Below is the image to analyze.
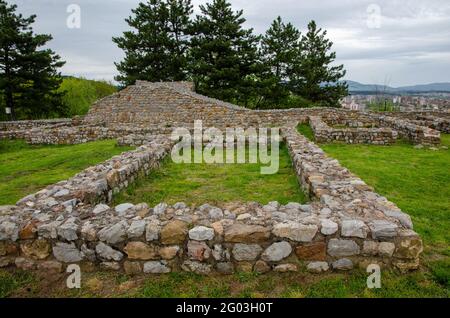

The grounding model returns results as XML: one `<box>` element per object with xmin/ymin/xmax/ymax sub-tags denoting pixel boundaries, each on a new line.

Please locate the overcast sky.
<box><xmin>10</xmin><ymin>0</ymin><xmax>450</xmax><ymax>86</ymax></box>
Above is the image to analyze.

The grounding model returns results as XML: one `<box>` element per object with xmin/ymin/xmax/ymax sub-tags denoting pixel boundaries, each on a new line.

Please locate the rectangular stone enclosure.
<box><xmin>0</xmin><ymin>81</ymin><xmax>436</xmax><ymax>275</ymax></box>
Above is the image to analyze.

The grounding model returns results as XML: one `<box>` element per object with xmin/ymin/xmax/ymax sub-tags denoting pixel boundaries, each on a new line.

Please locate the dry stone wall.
<box><xmin>0</xmin><ymin>128</ymin><xmax>422</xmax><ymax>275</ymax></box>
<box><xmin>309</xmin><ymin>116</ymin><xmax>398</xmax><ymax>145</ymax></box>
<box><xmin>0</xmin><ymin>81</ymin><xmax>430</xmax><ymax>275</ymax></box>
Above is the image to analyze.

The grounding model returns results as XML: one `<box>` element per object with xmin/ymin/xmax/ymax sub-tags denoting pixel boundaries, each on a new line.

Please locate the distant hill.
<box><xmin>343</xmin><ymin>80</ymin><xmax>450</xmax><ymax>94</ymax></box>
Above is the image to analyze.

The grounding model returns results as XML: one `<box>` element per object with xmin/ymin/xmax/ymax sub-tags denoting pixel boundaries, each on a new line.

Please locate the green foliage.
<box><xmin>190</xmin><ymin>0</ymin><xmax>262</xmax><ymax>106</ymax></box>
<box><xmin>0</xmin><ymin>0</ymin><xmax>66</xmax><ymax>120</ymax></box>
<box><xmin>113</xmin><ymin>0</ymin><xmax>193</xmax><ymax>86</ymax></box>
<box><xmin>58</xmin><ymin>77</ymin><xmax>117</xmax><ymax>116</ymax></box>
<box><xmin>289</xmin><ymin>20</ymin><xmax>348</xmax><ymax>106</ymax></box>
<box><xmin>114</xmin><ymin>143</ymin><xmax>308</xmax><ymax>206</ymax></box>
<box><xmin>0</xmin><ymin>139</ymin><xmax>132</xmax><ymax>205</ymax></box>
<box><xmin>259</xmin><ymin>16</ymin><xmax>301</xmax><ymax>106</ymax></box>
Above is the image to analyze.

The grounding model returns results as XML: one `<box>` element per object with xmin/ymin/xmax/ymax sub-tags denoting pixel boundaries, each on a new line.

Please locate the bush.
<box><xmin>58</xmin><ymin>77</ymin><xmax>117</xmax><ymax>116</ymax></box>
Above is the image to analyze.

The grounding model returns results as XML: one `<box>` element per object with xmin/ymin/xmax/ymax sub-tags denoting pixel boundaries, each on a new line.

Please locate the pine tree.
<box><xmin>289</xmin><ymin>20</ymin><xmax>347</xmax><ymax>106</ymax></box>
<box><xmin>260</xmin><ymin>16</ymin><xmax>301</xmax><ymax>106</ymax></box>
<box><xmin>0</xmin><ymin>0</ymin><xmax>65</xmax><ymax>120</ymax></box>
<box><xmin>190</xmin><ymin>0</ymin><xmax>261</xmax><ymax>105</ymax></box>
<box><xmin>113</xmin><ymin>0</ymin><xmax>193</xmax><ymax>86</ymax></box>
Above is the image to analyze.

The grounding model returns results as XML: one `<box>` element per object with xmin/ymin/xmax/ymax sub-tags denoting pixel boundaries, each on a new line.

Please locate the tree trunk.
<box><xmin>4</xmin><ymin>48</ymin><xmax>16</xmax><ymax>121</ymax></box>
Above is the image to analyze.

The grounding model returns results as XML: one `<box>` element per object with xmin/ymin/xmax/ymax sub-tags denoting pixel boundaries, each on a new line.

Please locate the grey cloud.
<box><xmin>9</xmin><ymin>0</ymin><xmax>450</xmax><ymax>86</ymax></box>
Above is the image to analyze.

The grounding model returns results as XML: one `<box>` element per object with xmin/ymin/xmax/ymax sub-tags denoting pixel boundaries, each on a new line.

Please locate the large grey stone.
<box><xmin>320</xmin><ymin>219</ymin><xmax>338</xmax><ymax>235</ymax></box>
<box><xmin>327</xmin><ymin>239</ymin><xmax>360</xmax><ymax>257</ymax></box>
<box><xmin>307</xmin><ymin>261</ymin><xmax>329</xmax><ymax>273</ymax></box>
<box><xmin>272</xmin><ymin>222</ymin><xmax>318</xmax><ymax>242</ymax></box>
<box><xmin>0</xmin><ymin>221</ymin><xmax>19</xmax><ymax>241</ymax></box>
<box><xmin>115</xmin><ymin>203</ymin><xmax>134</xmax><ymax>216</ymax></box>
<box><xmin>93</xmin><ymin>204</ymin><xmax>110</xmax><ymax>215</ymax></box>
<box><xmin>58</xmin><ymin>218</ymin><xmax>78</xmax><ymax>241</ymax></box>
<box><xmin>153</xmin><ymin>203</ymin><xmax>168</xmax><ymax>215</ymax></box>
<box><xmin>232</xmin><ymin>244</ymin><xmax>262</xmax><ymax>261</ymax></box>
<box><xmin>95</xmin><ymin>242</ymin><xmax>123</xmax><ymax>261</ymax></box>
<box><xmin>143</xmin><ymin>261</ymin><xmax>171</xmax><ymax>274</ymax></box>
<box><xmin>369</xmin><ymin>220</ymin><xmax>398</xmax><ymax>239</ymax></box>
<box><xmin>127</xmin><ymin>220</ymin><xmax>146</xmax><ymax>238</ymax></box>
<box><xmin>145</xmin><ymin>220</ymin><xmax>160</xmax><ymax>241</ymax></box>
<box><xmin>53</xmin><ymin>242</ymin><xmax>83</xmax><ymax>263</ymax></box>
<box><xmin>261</xmin><ymin>241</ymin><xmax>292</xmax><ymax>262</ymax></box>
<box><xmin>341</xmin><ymin>220</ymin><xmax>368</xmax><ymax>238</ymax></box>
<box><xmin>332</xmin><ymin>258</ymin><xmax>353</xmax><ymax>270</ymax></box>
<box><xmin>98</xmin><ymin>220</ymin><xmax>128</xmax><ymax>244</ymax></box>
<box><xmin>189</xmin><ymin>226</ymin><xmax>214</xmax><ymax>241</ymax></box>
<box><xmin>181</xmin><ymin>260</ymin><xmax>212</xmax><ymax>275</ymax></box>
<box><xmin>383</xmin><ymin>210</ymin><xmax>413</xmax><ymax>229</ymax></box>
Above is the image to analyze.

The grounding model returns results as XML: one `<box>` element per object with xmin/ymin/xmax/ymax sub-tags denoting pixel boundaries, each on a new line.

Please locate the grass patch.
<box><xmin>297</xmin><ymin>123</ymin><xmax>315</xmax><ymax>141</ymax></box>
<box><xmin>0</xmin><ymin>139</ymin><xmax>132</xmax><ymax>205</ymax></box>
<box><xmin>0</xmin><ymin>270</ymin><xmax>36</xmax><ymax>298</ymax></box>
<box><xmin>114</xmin><ymin>143</ymin><xmax>308</xmax><ymax>206</ymax></box>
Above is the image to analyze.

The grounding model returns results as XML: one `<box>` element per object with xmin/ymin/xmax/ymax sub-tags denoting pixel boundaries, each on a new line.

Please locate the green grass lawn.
<box><xmin>0</xmin><ymin>139</ymin><xmax>132</xmax><ymax>205</ymax></box>
<box><xmin>113</xmin><ymin>143</ymin><xmax>308</xmax><ymax>206</ymax></box>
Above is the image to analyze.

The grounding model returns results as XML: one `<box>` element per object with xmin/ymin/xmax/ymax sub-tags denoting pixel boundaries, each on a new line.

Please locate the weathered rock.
<box><xmin>124</xmin><ymin>241</ymin><xmax>159</xmax><ymax>260</ymax></box>
<box><xmin>127</xmin><ymin>220</ymin><xmax>146</xmax><ymax>238</ymax></box>
<box><xmin>274</xmin><ymin>263</ymin><xmax>297</xmax><ymax>272</ymax></box>
<box><xmin>153</xmin><ymin>203</ymin><xmax>168</xmax><ymax>215</ymax></box>
<box><xmin>261</xmin><ymin>241</ymin><xmax>292</xmax><ymax>262</ymax></box>
<box><xmin>332</xmin><ymin>258</ymin><xmax>353</xmax><ymax>270</ymax></box>
<box><xmin>189</xmin><ymin>226</ymin><xmax>214</xmax><ymax>241</ymax></box>
<box><xmin>145</xmin><ymin>220</ymin><xmax>160</xmax><ymax>241</ymax></box>
<box><xmin>100</xmin><ymin>262</ymin><xmax>121</xmax><ymax>271</ymax></box>
<box><xmin>53</xmin><ymin>242</ymin><xmax>83</xmax><ymax>263</ymax></box>
<box><xmin>232</xmin><ymin>244</ymin><xmax>262</xmax><ymax>261</ymax></box>
<box><xmin>394</xmin><ymin>236</ymin><xmax>423</xmax><ymax>259</ymax></box>
<box><xmin>224</xmin><ymin>224</ymin><xmax>270</xmax><ymax>243</ymax></box>
<box><xmin>208</xmin><ymin>208</ymin><xmax>224</xmax><ymax>220</ymax></box>
<box><xmin>95</xmin><ymin>242</ymin><xmax>123</xmax><ymax>261</ymax></box>
<box><xmin>160</xmin><ymin>220</ymin><xmax>188</xmax><ymax>244</ymax></box>
<box><xmin>37</xmin><ymin>221</ymin><xmax>61</xmax><ymax>239</ymax></box>
<box><xmin>144</xmin><ymin>261</ymin><xmax>171</xmax><ymax>274</ymax></box>
<box><xmin>0</xmin><ymin>257</ymin><xmax>15</xmax><ymax>268</ymax></box>
<box><xmin>295</xmin><ymin>242</ymin><xmax>326</xmax><ymax>261</ymax></box>
<box><xmin>115</xmin><ymin>203</ymin><xmax>135</xmax><ymax>216</ymax></box>
<box><xmin>327</xmin><ymin>239</ymin><xmax>360</xmax><ymax>257</ymax></box>
<box><xmin>362</xmin><ymin>241</ymin><xmax>378</xmax><ymax>256</ymax></box>
<box><xmin>160</xmin><ymin>246</ymin><xmax>180</xmax><ymax>260</ymax></box>
<box><xmin>19</xmin><ymin>221</ymin><xmax>38</xmax><ymax>240</ymax></box>
<box><xmin>20</xmin><ymin>239</ymin><xmax>51</xmax><ymax>260</ymax></box>
<box><xmin>378</xmin><ymin>242</ymin><xmax>395</xmax><ymax>257</ymax></box>
<box><xmin>81</xmin><ymin>222</ymin><xmax>97</xmax><ymax>241</ymax></box>
<box><xmin>393</xmin><ymin>258</ymin><xmax>420</xmax><ymax>272</ymax></box>
<box><xmin>253</xmin><ymin>260</ymin><xmax>271</xmax><ymax>274</ymax></box>
<box><xmin>38</xmin><ymin>260</ymin><xmax>63</xmax><ymax>272</ymax></box>
<box><xmin>93</xmin><ymin>203</ymin><xmax>110</xmax><ymax>215</ymax></box>
<box><xmin>307</xmin><ymin>261</ymin><xmax>329</xmax><ymax>273</ymax></box>
<box><xmin>369</xmin><ymin>220</ymin><xmax>398</xmax><ymax>239</ymax></box>
<box><xmin>124</xmin><ymin>261</ymin><xmax>142</xmax><ymax>275</ymax></box>
<box><xmin>58</xmin><ymin>218</ymin><xmax>79</xmax><ymax>241</ymax></box>
<box><xmin>272</xmin><ymin>222</ymin><xmax>318</xmax><ymax>242</ymax></box>
<box><xmin>97</xmin><ymin>220</ymin><xmax>128</xmax><ymax>244</ymax></box>
<box><xmin>0</xmin><ymin>221</ymin><xmax>19</xmax><ymax>241</ymax></box>
<box><xmin>187</xmin><ymin>240</ymin><xmax>211</xmax><ymax>261</ymax></box>
<box><xmin>216</xmin><ymin>262</ymin><xmax>234</xmax><ymax>274</ymax></box>
<box><xmin>384</xmin><ymin>210</ymin><xmax>413</xmax><ymax>229</ymax></box>
<box><xmin>0</xmin><ymin>241</ymin><xmax>17</xmax><ymax>256</ymax></box>
<box><xmin>320</xmin><ymin>219</ymin><xmax>338</xmax><ymax>235</ymax></box>
<box><xmin>182</xmin><ymin>260</ymin><xmax>211</xmax><ymax>275</ymax></box>
<box><xmin>341</xmin><ymin>220</ymin><xmax>368</xmax><ymax>238</ymax></box>
<box><xmin>15</xmin><ymin>257</ymin><xmax>35</xmax><ymax>270</ymax></box>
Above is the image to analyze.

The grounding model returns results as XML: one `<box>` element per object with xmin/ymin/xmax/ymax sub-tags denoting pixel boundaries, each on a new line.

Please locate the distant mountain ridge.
<box><xmin>344</xmin><ymin>80</ymin><xmax>450</xmax><ymax>93</ymax></box>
